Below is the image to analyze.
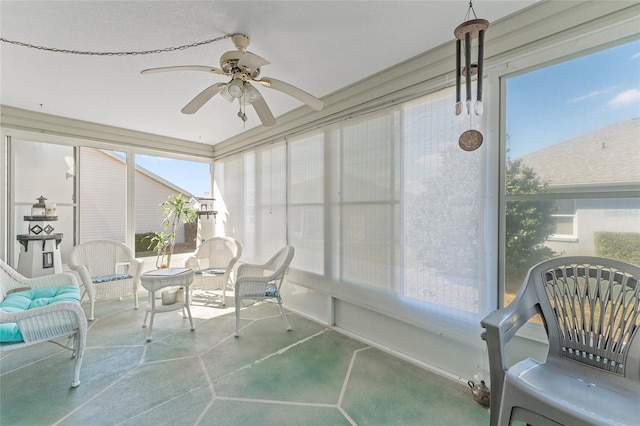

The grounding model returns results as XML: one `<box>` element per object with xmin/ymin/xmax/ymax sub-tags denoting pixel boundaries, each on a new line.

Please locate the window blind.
<box><xmin>215</xmin><ymin>85</ymin><xmax>489</xmax><ymax>341</ymax></box>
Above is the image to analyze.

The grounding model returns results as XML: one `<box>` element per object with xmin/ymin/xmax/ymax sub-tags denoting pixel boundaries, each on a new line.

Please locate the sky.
<box><xmin>135</xmin><ymin>154</ymin><xmax>211</xmax><ymax>198</ymax></box>
<box><xmin>506</xmin><ymin>39</ymin><xmax>640</xmax><ymax>159</ymax></box>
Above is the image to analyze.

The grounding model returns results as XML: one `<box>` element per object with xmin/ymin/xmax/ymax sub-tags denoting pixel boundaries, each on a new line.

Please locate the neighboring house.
<box><xmin>517</xmin><ymin>118</ymin><xmax>640</xmax><ymax>256</ymax></box>
<box><xmin>79</xmin><ymin>148</ymin><xmax>193</xmax><ymax>246</ymax></box>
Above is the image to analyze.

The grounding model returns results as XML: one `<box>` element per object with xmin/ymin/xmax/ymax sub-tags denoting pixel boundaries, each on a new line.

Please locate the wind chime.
<box><xmin>454</xmin><ymin>1</ymin><xmax>489</xmax><ymax>151</ymax></box>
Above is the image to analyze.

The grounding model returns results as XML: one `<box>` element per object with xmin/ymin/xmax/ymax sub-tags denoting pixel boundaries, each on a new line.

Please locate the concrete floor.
<box><xmin>1</xmin><ymin>291</ymin><xmax>489</xmax><ymax>425</ymax></box>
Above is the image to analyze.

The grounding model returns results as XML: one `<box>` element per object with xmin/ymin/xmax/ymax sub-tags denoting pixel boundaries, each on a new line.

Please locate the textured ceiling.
<box><xmin>0</xmin><ymin>1</ymin><xmax>537</xmax><ymax>146</ymax></box>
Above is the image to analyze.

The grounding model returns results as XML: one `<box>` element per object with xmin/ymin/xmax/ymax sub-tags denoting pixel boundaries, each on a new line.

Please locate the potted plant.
<box><xmin>160</xmin><ymin>194</ymin><xmax>197</xmax><ymax>267</ymax></box>
<box><xmin>144</xmin><ymin>231</ymin><xmax>171</xmax><ymax>269</ymax></box>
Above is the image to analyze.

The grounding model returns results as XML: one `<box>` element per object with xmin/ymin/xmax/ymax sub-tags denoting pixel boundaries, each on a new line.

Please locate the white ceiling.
<box><xmin>1</xmin><ymin>1</ymin><xmax>537</xmax><ymax>146</ymax></box>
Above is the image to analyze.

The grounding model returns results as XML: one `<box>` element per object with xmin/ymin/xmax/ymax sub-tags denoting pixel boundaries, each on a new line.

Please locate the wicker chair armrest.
<box><xmin>235</xmin><ymin>275</ymin><xmax>273</xmax><ymax>297</ymax></box>
<box><xmin>127</xmin><ymin>258</ymin><xmax>143</xmax><ymax>290</ymax></box>
<box><xmin>69</xmin><ymin>264</ymin><xmax>95</xmax><ymax>301</ymax></box>
<box><xmin>235</xmin><ymin>275</ymin><xmax>272</xmax><ymax>286</ymax></box>
<box><xmin>237</xmin><ymin>264</ymin><xmax>267</xmax><ymax>279</ymax></box>
<box><xmin>128</xmin><ymin>258</ymin><xmax>143</xmax><ymax>294</ymax></box>
<box><xmin>226</xmin><ymin>257</ymin><xmax>239</xmax><ymax>273</ymax></box>
<box><xmin>1</xmin><ymin>301</ymin><xmax>78</xmax><ymax>322</ymax></box>
<box><xmin>127</xmin><ymin>258</ymin><xmax>143</xmax><ymax>277</ymax></box>
<box><xmin>1</xmin><ymin>301</ymin><xmax>86</xmax><ymax>344</ymax></box>
<box><xmin>185</xmin><ymin>256</ymin><xmax>201</xmax><ymax>270</ymax></box>
<box><xmin>69</xmin><ymin>264</ymin><xmax>92</xmax><ymax>285</ymax></box>
<box><xmin>2</xmin><ymin>276</ymin><xmax>29</xmax><ymax>294</ymax></box>
<box><xmin>27</xmin><ymin>272</ymin><xmax>78</xmax><ymax>289</ymax></box>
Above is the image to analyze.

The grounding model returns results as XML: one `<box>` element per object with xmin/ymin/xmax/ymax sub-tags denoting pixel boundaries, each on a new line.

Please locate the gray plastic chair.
<box><xmin>234</xmin><ymin>246</ymin><xmax>294</xmax><ymax>337</ymax></box>
<box><xmin>481</xmin><ymin>256</ymin><xmax>640</xmax><ymax>425</ymax></box>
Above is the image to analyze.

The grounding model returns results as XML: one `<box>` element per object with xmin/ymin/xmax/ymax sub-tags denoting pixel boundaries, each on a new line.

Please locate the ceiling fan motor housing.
<box><xmin>220</xmin><ymin>50</ymin><xmax>260</xmax><ymax>78</ymax></box>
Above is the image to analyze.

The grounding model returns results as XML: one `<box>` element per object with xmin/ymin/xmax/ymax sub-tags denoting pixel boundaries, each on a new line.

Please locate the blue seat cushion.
<box><xmin>91</xmin><ymin>273</ymin><xmax>132</xmax><ymax>283</ymax></box>
<box><xmin>195</xmin><ymin>268</ymin><xmax>226</xmax><ymax>275</ymax></box>
<box><xmin>265</xmin><ymin>283</ymin><xmax>278</xmax><ymax>297</ymax></box>
<box><xmin>0</xmin><ymin>285</ymin><xmax>80</xmax><ymax>343</ymax></box>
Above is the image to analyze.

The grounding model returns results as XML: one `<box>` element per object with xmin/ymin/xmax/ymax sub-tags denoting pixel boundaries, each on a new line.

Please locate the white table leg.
<box><xmin>146</xmin><ymin>290</ymin><xmax>156</xmax><ymax>341</ymax></box>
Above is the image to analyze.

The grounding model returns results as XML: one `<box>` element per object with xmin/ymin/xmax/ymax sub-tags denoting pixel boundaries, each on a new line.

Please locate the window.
<box><xmin>550</xmin><ymin>199</ymin><xmax>576</xmax><ymax>240</ymax></box>
<box><xmin>504</xmin><ymin>40</ymin><xmax>640</xmax><ymax>304</ymax></box>
<box><xmin>134</xmin><ymin>154</ymin><xmax>211</xmax><ymax>258</ymax></box>
<box><xmin>289</xmin><ymin>133</ymin><xmax>324</xmax><ymax>274</ymax></box>
<box><xmin>214</xmin><ymin>144</ymin><xmax>286</xmax><ymax>263</ymax></box>
<box><xmin>215</xmin><ymin>83</ymin><xmax>488</xmax><ymax>340</ymax></box>
<box><xmin>7</xmin><ymin>138</ymin><xmax>212</xmax><ymax>265</ymax></box>
<box><xmin>401</xmin><ymin>87</ymin><xmax>487</xmax><ymax>320</ymax></box>
<box><xmin>339</xmin><ymin>113</ymin><xmax>398</xmax><ymax>288</ymax></box>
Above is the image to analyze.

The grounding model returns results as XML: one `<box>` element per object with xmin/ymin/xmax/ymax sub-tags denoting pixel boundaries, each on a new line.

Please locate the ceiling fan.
<box><xmin>141</xmin><ymin>34</ymin><xmax>324</xmax><ymax>127</ymax></box>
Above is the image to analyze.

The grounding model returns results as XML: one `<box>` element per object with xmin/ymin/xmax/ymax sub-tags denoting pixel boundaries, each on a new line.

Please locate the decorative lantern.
<box><xmin>454</xmin><ymin>1</ymin><xmax>489</xmax><ymax>151</ymax></box>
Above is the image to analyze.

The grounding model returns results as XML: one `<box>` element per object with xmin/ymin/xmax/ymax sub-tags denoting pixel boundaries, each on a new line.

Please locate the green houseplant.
<box><xmin>144</xmin><ymin>231</ymin><xmax>171</xmax><ymax>269</ymax></box>
<box><xmin>160</xmin><ymin>194</ymin><xmax>197</xmax><ymax>267</ymax></box>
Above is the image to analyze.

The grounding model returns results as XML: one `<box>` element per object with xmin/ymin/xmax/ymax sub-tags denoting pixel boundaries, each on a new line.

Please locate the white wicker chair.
<box><xmin>68</xmin><ymin>240</ymin><xmax>143</xmax><ymax>320</ymax></box>
<box><xmin>481</xmin><ymin>256</ymin><xmax>640</xmax><ymax>426</ymax></box>
<box><xmin>185</xmin><ymin>236</ymin><xmax>242</xmax><ymax>306</ymax></box>
<box><xmin>234</xmin><ymin>246</ymin><xmax>294</xmax><ymax>337</ymax></box>
<box><xmin>0</xmin><ymin>259</ymin><xmax>87</xmax><ymax>387</ymax></box>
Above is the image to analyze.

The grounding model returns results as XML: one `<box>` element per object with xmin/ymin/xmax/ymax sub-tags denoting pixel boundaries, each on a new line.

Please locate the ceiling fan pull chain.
<box><xmin>0</xmin><ymin>34</ymin><xmax>234</xmax><ymax>56</ymax></box>
<box><xmin>237</xmin><ymin>98</ymin><xmax>247</xmax><ymax>127</ymax></box>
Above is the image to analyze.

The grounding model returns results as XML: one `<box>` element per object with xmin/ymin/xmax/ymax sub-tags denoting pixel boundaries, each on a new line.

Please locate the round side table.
<box><xmin>141</xmin><ymin>268</ymin><xmax>195</xmax><ymax>341</ymax></box>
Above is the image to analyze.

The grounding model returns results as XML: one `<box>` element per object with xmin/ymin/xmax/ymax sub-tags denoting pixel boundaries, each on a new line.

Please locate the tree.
<box><xmin>504</xmin><ymin>159</ymin><xmax>557</xmax><ymax>291</ymax></box>
<box><xmin>407</xmin><ymin>153</ymin><xmax>557</xmax><ymax>286</ymax></box>
<box><xmin>160</xmin><ymin>194</ymin><xmax>196</xmax><ymax>267</ymax></box>
<box><xmin>407</xmin><ymin>146</ymin><xmax>481</xmax><ymax>278</ymax></box>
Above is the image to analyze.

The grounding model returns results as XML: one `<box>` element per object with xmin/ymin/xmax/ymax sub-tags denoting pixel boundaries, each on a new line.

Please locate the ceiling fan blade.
<box><xmin>181</xmin><ymin>83</ymin><xmax>227</xmax><ymax>114</ymax></box>
<box><xmin>257</xmin><ymin>78</ymin><xmax>324</xmax><ymax>111</ymax></box>
<box><xmin>141</xmin><ymin>65</ymin><xmax>226</xmax><ymax>75</ymax></box>
<box><xmin>237</xmin><ymin>51</ymin><xmax>270</xmax><ymax>71</ymax></box>
<box><xmin>250</xmin><ymin>93</ymin><xmax>276</xmax><ymax>127</ymax></box>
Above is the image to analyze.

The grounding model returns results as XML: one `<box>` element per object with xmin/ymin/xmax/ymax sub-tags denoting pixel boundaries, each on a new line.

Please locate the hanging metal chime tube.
<box><xmin>464</xmin><ymin>31</ymin><xmax>472</xmax><ymax>114</ymax></box>
<box><xmin>454</xmin><ymin>18</ymin><xmax>489</xmax><ymax>116</ymax></box>
<box><xmin>456</xmin><ymin>39</ymin><xmax>462</xmax><ymax>115</ymax></box>
<box><xmin>475</xmin><ymin>28</ymin><xmax>485</xmax><ymax>115</ymax></box>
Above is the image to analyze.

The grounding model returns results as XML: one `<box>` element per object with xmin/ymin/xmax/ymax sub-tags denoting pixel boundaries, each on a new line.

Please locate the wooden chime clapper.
<box><xmin>454</xmin><ymin>2</ymin><xmax>489</xmax><ymax>151</ymax></box>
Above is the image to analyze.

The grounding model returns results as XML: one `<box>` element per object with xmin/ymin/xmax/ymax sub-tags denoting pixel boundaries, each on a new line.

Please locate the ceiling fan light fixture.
<box><xmin>227</xmin><ymin>79</ymin><xmax>244</xmax><ymax>98</ymax></box>
<box><xmin>244</xmin><ymin>83</ymin><xmax>260</xmax><ymax>103</ymax></box>
<box><xmin>220</xmin><ymin>86</ymin><xmax>234</xmax><ymax>102</ymax></box>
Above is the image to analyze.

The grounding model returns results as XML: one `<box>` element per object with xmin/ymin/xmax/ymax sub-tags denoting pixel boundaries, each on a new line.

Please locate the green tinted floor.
<box><xmin>1</xmin><ymin>293</ymin><xmax>489</xmax><ymax>425</ymax></box>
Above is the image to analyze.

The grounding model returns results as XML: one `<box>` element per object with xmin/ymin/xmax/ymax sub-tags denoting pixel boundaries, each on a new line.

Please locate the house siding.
<box><xmin>518</xmin><ymin>119</ymin><xmax>640</xmax><ymax>257</ymax></box>
<box><xmin>80</xmin><ymin>148</ymin><xmax>189</xmax><ymax>244</ymax></box>
<box><xmin>79</xmin><ymin>148</ymin><xmax>127</xmax><ymax>242</ymax></box>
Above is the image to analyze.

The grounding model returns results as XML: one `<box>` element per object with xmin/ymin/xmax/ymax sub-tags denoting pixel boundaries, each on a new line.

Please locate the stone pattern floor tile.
<box><xmin>1</xmin><ymin>294</ymin><xmax>489</xmax><ymax>425</ymax></box>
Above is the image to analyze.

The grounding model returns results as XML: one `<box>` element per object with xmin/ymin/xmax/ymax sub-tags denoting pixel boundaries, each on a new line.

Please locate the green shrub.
<box><xmin>594</xmin><ymin>232</ymin><xmax>640</xmax><ymax>265</ymax></box>
<box><xmin>184</xmin><ymin>222</ymin><xmax>197</xmax><ymax>245</ymax></box>
<box><xmin>135</xmin><ymin>232</ymin><xmax>156</xmax><ymax>253</ymax></box>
